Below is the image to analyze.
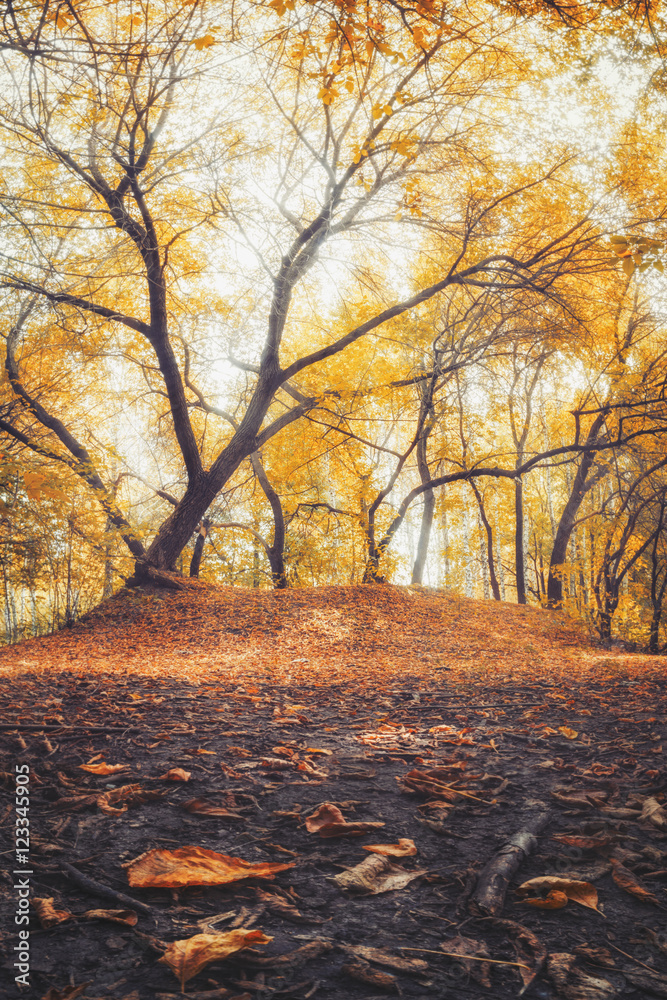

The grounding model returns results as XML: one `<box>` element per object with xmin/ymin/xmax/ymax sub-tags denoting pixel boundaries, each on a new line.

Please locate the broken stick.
<box><xmin>468</xmin><ymin>806</ymin><xmax>550</xmax><ymax>917</ymax></box>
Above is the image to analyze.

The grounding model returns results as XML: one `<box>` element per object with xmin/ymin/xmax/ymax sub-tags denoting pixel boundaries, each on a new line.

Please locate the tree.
<box><xmin>0</xmin><ymin>0</ymin><xmax>611</xmax><ymax>588</ymax></box>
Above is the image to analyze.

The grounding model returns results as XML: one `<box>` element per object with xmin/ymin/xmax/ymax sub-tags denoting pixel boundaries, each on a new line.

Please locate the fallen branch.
<box><xmin>59</xmin><ymin>862</ymin><xmax>157</xmax><ymax>918</ymax></box>
<box><xmin>469</xmin><ymin>806</ymin><xmax>550</xmax><ymax>916</ymax></box>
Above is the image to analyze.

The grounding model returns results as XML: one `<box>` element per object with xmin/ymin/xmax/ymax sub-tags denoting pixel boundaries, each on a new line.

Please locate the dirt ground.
<box><xmin>0</xmin><ymin>584</ymin><xmax>666</xmax><ymax>1000</ymax></box>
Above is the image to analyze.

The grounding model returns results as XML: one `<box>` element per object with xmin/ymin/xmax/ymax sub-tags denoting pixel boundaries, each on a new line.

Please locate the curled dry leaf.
<box><xmin>558</xmin><ymin>727</ymin><xmax>579</xmax><ymax>740</ymax></box>
<box><xmin>397</xmin><ymin>769</ymin><xmax>464</xmax><ymax>802</ymax></box>
<box><xmin>79</xmin><ymin>762</ymin><xmax>129</xmax><ymax>775</ymax></box>
<box><xmin>160</xmin><ymin>929</ymin><xmax>272</xmax><ymax>990</ymax></box>
<box><xmin>610</xmin><ymin>858</ymin><xmax>664</xmax><ymax>907</ymax></box>
<box><xmin>333</xmin><ymin>853</ymin><xmax>426</xmax><ymax>894</ymax></box>
<box><xmin>441</xmin><ymin>934</ymin><xmax>492</xmax><ymax>987</ymax></box>
<box><xmin>522</xmin><ymin>889</ymin><xmax>569</xmax><ymax>910</ymax></box>
<box><xmin>305</xmin><ymin>802</ymin><xmax>385</xmax><ymax>838</ymax></box>
<box><xmin>159</xmin><ymin>768</ymin><xmax>191</xmax><ymax>781</ymax></box>
<box><xmin>517</xmin><ymin>876</ymin><xmax>601</xmax><ymax>912</ymax></box>
<box><xmin>180</xmin><ymin>799</ymin><xmax>245</xmax><ymax>819</ymax></box>
<box><xmin>547</xmin><ymin>952</ymin><xmax>617</xmax><ymax>999</ymax></box>
<box><xmin>235</xmin><ymin>938</ymin><xmax>332</xmax><ymax>968</ymax></box>
<box><xmin>126</xmin><ymin>846</ymin><xmax>294</xmax><ymax>888</ymax></box>
<box><xmin>550</xmin><ymin>788</ymin><xmax>607</xmax><ymax>811</ymax></box>
<box><xmin>82</xmin><ymin>908</ymin><xmax>138</xmax><ymax>926</ymax></box>
<box><xmin>489</xmin><ymin>918</ymin><xmax>547</xmax><ymax>996</ymax></box>
<box><xmin>640</xmin><ymin>797</ymin><xmax>667</xmax><ymax>829</ymax></box>
<box><xmin>362</xmin><ymin>838</ymin><xmax>417</xmax><ymax>857</ymax></box>
<box><xmin>97</xmin><ymin>784</ymin><xmax>165</xmax><ymax>816</ymax></box>
<box><xmin>253</xmin><ymin>888</ymin><xmax>320</xmax><ymax>924</ymax></box>
<box><xmin>42</xmin><ymin>986</ymin><xmax>92</xmax><ymax>1000</ymax></box>
<box><xmin>342</xmin><ymin>959</ymin><xmax>398</xmax><ymax>993</ymax></box>
<box><xmin>32</xmin><ymin>896</ymin><xmax>72</xmax><ymax>928</ymax></box>
<box><xmin>552</xmin><ymin>834</ymin><xmax>613</xmax><ymax>853</ymax></box>
<box><xmin>346</xmin><ymin>944</ymin><xmax>428</xmax><ymax>972</ymax></box>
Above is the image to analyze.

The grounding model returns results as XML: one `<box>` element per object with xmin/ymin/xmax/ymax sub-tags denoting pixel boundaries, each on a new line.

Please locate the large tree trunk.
<box><xmin>189</xmin><ymin>519</ymin><xmax>210</xmax><ymax>578</ymax></box>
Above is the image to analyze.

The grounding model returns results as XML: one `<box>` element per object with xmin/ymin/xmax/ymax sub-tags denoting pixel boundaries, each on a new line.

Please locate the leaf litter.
<box><xmin>0</xmin><ymin>582</ymin><xmax>666</xmax><ymax>999</ymax></box>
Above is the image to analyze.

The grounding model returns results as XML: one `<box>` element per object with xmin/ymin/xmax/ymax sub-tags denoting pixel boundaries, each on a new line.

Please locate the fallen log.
<box><xmin>469</xmin><ymin>805</ymin><xmax>550</xmax><ymax>917</ymax></box>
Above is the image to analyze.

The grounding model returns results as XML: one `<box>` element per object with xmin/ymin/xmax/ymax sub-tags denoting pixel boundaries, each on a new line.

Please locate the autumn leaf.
<box><xmin>82</xmin><ymin>908</ymin><xmax>138</xmax><ymax>926</ymax></box>
<box><xmin>516</xmin><ymin>876</ymin><xmax>601</xmax><ymax>912</ymax></box>
<box><xmin>181</xmin><ymin>798</ymin><xmax>245</xmax><ymax>819</ymax></box>
<box><xmin>79</xmin><ymin>762</ymin><xmax>129</xmax><ymax>775</ymax></box>
<box><xmin>333</xmin><ymin>853</ymin><xmax>426</xmax><ymax>893</ymax></box>
<box><xmin>610</xmin><ymin>858</ymin><xmax>664</xmax><ymax>907</ymax></box>
<box><xmin>126</xmin><ymin>846</ymin><xmax>294</xmax><ymax>888</ymax></box>
<box><xmin>32</xmin><ymin>897</ymin><xmax>72</xmax><ymax>928</ymax></box>
<box><xmin>521</xmin><ymin>889</ymin><xmax>569</xmax><ymax>910</ymax></box>
<box><xmin>639</xmin><ymin>796</ymin><xmax>667</xmax><ymax>829</ymax></box>
<box><xmin>558</xmin><ymin>726</ymin><xmax>578</xmax><ymax>740</ymax></box>
<box><xmin>159</xmin><ymin>768</ymin><xmax>191</xmax><ymax>781</ymax></box>
<box><xmin>160</xmin><ymin>929</ymin><xmax>272</xmax><ymax>989</ymax></box>
<box><xmin>441</xmin><ymin>934</ymin><xmax>493</xmax><ymax>987</ymax></box>
<box><xmin>305</xmin><ymin>802</ymin><xmax>385</xmax><ymax>838</ymax></box>
<box><xmin>362</xmin><ymin>838</ymin><xmax>417</xmax><ymax>857</ymax></box>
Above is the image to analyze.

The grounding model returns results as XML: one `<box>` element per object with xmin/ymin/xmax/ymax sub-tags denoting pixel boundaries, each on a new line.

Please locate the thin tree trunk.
<box><xmin>471</xmin><ymin>483</ymin><xmax>501</xmax><ymax>600</ymax></box>
<box><xmin>515</xmin><ymin>476</ymin><xmax>526</xmax><ymax>604</ymax></box>
<box><xmin>189</xmin><ymin>518</ymin><xmax>210</xmax><ymax>578</ymax></box>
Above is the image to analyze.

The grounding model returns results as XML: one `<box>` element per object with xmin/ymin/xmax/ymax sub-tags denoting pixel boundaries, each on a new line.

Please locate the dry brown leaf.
<box><xmin>82</xmin><ymin>908</ymin><xmax>138</xmax><ymax>926</ymax></box>
<box><xmin>126</xmin><ymin>846</ymin><xmax>294</xmax><ymax>888</ymax></box>
<box><xmin>441</xmin><ymin>934</ymin><xmax>492</xmax><ymax>987</ymax></box>
<box><xmin>342</xmin><ymin>959</ymin><xmax>398</xmax><ymax>992</ymax></box>
<box><xmin>362</xmin><ymin>838</ymin><xmax>417</xmax><ymax>857</ymax></box>
<box><xmin>552</xmin><ymin>834</ymin><xmax>613</xmax><ymax>852</ymax></box>
<box><xmin>522</xmin><ymin>889</ymin><xmax>569</xmax><ymax>910</ymax></box>
<box><xmin>347</xmin><ymin>945</ymin><xmax>428</xmax><ymax>972</ymax></box>
<box><xmin>159</xmin><ymin>768</ymin><xmax>191</xmax><ymax>781</ymax></box>
<box><xmin>79</xmin><ymin>762</ymin><xmax>129</xmax><ymax>775</ymax></box>
<box><xmin>333</xmin><ymin>853</ymin><xmax>426</xmax><ymax>894</ymax></box>
<box><xmin>490</xmin><ymin>918</ymin><xmax>547</xmax><ymax>996</ymax></box>
<box><xmin>235</xmin><ymin>939</ymin><xmax>332</xmax><ymax>968</ymax></box>
<box><xmin>550</xmin><ymin>788</ymin><xmax>607</xmax><ymax>810</ymax></box>
<box><xmin>516</xmin><ymin>876</ymin><xmax>601</xmax><ymax>912</ymax></box>
<box><xmin>160</xmin><ymin>929</ymin><xmax>272</xmax><ymax>990</ymax></box>
<box><xmin>96</xmin><ymin>784</ymin><xmax>165</xmax><ymax>816</ymax></box>
<box><xmin>558</xmin><ymin>726</ymin><xmax>579</xmax><ymax>740</ymax></box>
<box><xmin>573</xmin><ymin>945</ymin><xmax>616</xmax><ymax>967</ymax></box>
<box><xmin>180</xmin><ymin>799</ymin><xmax>245</xmax><ymax>819</ymax></box>
<box><xmin>610</xmin><ymin>858</ymin><xmax>664</xmax><ymax>907</ymax></box>
<box><xmin>304</xmin><ymin>802</ymin><xmax>385</xmax><ymax>838</ymax></box>
<box><xmin>639</xmin><ymin>796</ymin><xmax>667</xmax><ymax>829</ymax></box>
<box><xmin>398</xmin><ymin>769</ymin><xmax>464</xmax><ymax>802</ymax></box>
<box><xmin>547</xmin><ymin>952</ymin><xmax>617</xmax><ymax>999</ymax></box>
<box><xmin>42</xmin><ymin>985</ymin><xmax>92</xmax><ymax>1000</ymax></box>
<box><xmin>32</xmin><ymin>896</ymin><xmax>72</xmax><ymax>928</ymax></box>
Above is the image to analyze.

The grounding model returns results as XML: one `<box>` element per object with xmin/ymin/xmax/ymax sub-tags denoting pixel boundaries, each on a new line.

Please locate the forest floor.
<box><xmin>0</xmin><ymin>582</ymin><xmax>666</xmax><ymax>1000</ymax></box>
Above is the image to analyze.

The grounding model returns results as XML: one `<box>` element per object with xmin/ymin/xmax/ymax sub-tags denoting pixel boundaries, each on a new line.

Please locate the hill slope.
<box><xmin>0</xmin><ymin>583</ymin><xmax>659</xmax><ymax>686</ymax></box>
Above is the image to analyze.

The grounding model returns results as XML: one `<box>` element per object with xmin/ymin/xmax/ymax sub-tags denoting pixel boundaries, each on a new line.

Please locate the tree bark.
<box><xmin>514</xmin><ymin>476</ymin><xmax>526</xmax><ymax>604</ymax></box>
<box><xmin>189</xmin><ymin>518</ymin><xmax>210</xmax><ymax>578</ymax></box>
<box><xmin>471</xmin><ymin>483</ymin><xmax>501</xmax><ymax>600</ymax></box>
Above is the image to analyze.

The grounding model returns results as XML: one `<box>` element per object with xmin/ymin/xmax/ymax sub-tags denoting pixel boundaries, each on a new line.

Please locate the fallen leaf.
<box><xmin>32</xmin><ymin>896</ymin><xmax>72</xmax><ymax>928</ymax></box>
<box><xmin>126</xmin><ymin>846</ymin><xmax>294</xmax><ymax>888</ymax></box>
<box><xmin>552</xmin><ymin>834</ymin><xmax>613</xmax><ymax>852</ymax></box>
<box><xmin>490</xmin><ymin>918</ymin><xmax>546</xmax><ymax>995</ymax></box>
<box><xmin>558</xmin><ymin>726</ymin><xmax>579</xmax><ymax>740</ymax></box>
<box><xmin>346</xmin><ymin>944</ymin><xmax>428</xmax><ymax>972</ymax></box>
<box><xmin>547</xmin><ymin>952</ymin><xmax>617</xmax><ymax>999</ymax></box>
<box><xmin>516</xmin><ymin>876</ymin><xmax>601</xmax><ymax>912</ymax></box>
<box><xmin>305</xmin><ymin>802</ymin><xmax>385</xmax><ymax>838</ymax></box>
<box><xmin>79</xmin><ymin>762</ymin><xmax>129</xmax><ymax>775</ymax></box>
<box><xmin>181</xmin><ymin>799</ymin><xmax>245</xmax><ymax>819</ymax></box>
<box><xmin>159</xmin><ymin>768</ymin><xmax>191</xmax><ymax>781</ymax></box>
<box><xmin>441</xmin><ymin>934</ymin><xmax>492</xmax><ymax>987</ymax></box>
<box><xmin>521</xmin><ymin>888</ymin><xmax>569</xmax><ymax>909</ymax></box>
<box><xmin>160</xmin><ymin>929</ymin><xmax>272</xmax><ymax>989</ymax></box>
<box><xmin>639</xmin><ymin>796</ymin><xmax>667</xmax><ymax>829</ymax></box>
<box><xmin>610</xmin><ymin>858</ymin><xmax>664</xmax><ymax>907</ymax></box>
<box><xmin>362</xmin><ymin>838</ymin><xmax>417</xmax><ymax>857</ymax></box>
<box><xmin>342</xmin><ymin>959</ymin><xmax>398</xmax><ymax>992</ymax></box>
<box><xmin>42</xmin><ymin>986</ymin><xmax>92</xmax><ymax>1000</ymax></box>
<box><xmin>333</xmin><ymin>853</ymin><xmax>426</xmax><ymax>894</ymax></box>
<box><xmin>83</xmin><ymin>908</ymin><xmax>138</xmax><ymax>926</ymax></box>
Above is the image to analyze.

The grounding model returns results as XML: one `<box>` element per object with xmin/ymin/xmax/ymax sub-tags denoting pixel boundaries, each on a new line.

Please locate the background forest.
<box><xmin>1</xmin><ymin>0</ymin><xmax>667</xmax><ymax>649</ymax></box>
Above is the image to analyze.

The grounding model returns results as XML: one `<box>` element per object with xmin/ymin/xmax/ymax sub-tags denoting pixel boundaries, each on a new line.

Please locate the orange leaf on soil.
<box><xmin>305</xmin><ymin>802</ymin><xmax>385</xmax><ymax>838</ymax></box>
<box><xmin>180</xmin><ymin>799</ymin><xmax>245</xmax><ymax>819</ymax></box>
<box><xmin>610</xmin><ymin>858</ymin><xmax>664</xmax><ymax>907</ymax></box>
<box><xmin>79</xmin><ymin>762</ymin><xmax>129</xmax><ymax>775</ymax></box>
<box><xmin>159</xmin><ymin>768</ymin><xmax>191</xmax><ymax>781</ymax></box>
<box><xmin>126</xmin><ymin>846</ymin><xmax>294</xmax><ymax>888</ymax></box>
<box><xmin>362</xmin><ymin>838</ymin><xmax>417</xmax><ymax>857</ymax></box>
<box><xmin>522</xmin><ymin>889</ymin><xmax>569</xmax><ymax>910</ymax></box>
<box><xmin>160</xmin><ymin>929</ymin><xmax>272</xmax><ymax>989</ymax></box>
<box><xmin>516</xmin><ymin>876</ymin><xmax>601</xmax><ymax>912</ymax></box>
<box><xmin>32</xmin><ymin>897</ymin><xmax>72</xmax><ymax>928</ymax></box>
